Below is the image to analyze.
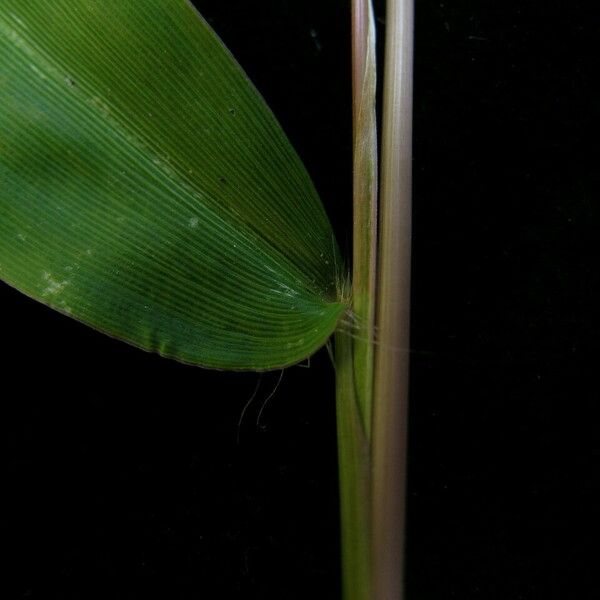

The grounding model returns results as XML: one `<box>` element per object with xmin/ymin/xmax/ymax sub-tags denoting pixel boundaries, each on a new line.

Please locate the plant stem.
<box><xmin>335</xmin><ymin>331</ymin><xmax>371</xmax><ymax>600</ymax></box>
<box><xmin>351</xmin><ymin>0</ymin><xmax>378</xmax><ymax>437</ymax></box>
<box><xmin>333</xmin><ymin>2</ymin><xmax>378</xmax><ymax>599</ymax></box>
<box><xmin>372</xmin><ymin>0</ymin><xmax>414</xmax><ymax>598</ymax></box>
<box><xmin>336</xmin><ymin>0</ymin><xmax>413</xmax><ymax>597</ymax></box>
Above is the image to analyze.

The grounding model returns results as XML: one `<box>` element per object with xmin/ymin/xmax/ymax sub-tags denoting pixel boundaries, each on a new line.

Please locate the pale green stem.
<box><xmin>335</xmin><ymin>330</ymin><xmax>371</xmax><ymax>600</ymax></box>
<box><xmin>350</xmin><ymin>0</ymin><xmax>378</xmax><ymax>437</ymax></box>
<box><xmin>333</xmin><ymin>2</ymin><xmax>378</xmax><ymax>599</ymax></box>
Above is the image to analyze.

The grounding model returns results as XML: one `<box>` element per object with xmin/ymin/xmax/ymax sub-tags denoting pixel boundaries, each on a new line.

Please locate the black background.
<box><xmin>1</xmin><ymin>1</ymin><xmax>596</xmax><ymax>599</ymax></box>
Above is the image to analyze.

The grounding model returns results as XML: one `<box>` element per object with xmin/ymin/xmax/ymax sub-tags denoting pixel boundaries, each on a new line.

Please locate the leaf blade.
<box><xmin>0</xmin><ymin>0</ymin><xmax>344</xmax><ymax>370</ymax></box>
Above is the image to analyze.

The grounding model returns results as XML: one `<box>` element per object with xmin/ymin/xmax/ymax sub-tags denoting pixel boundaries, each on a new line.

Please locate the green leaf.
<box><xmin>0</xmin><ymin>0</ymin><xmax>345</xmax><ymax>370</ymax></box>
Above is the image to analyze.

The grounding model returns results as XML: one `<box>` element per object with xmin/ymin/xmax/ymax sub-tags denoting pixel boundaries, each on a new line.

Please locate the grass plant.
<box><xmin>0</xmin><ymin>1</ymin><xmax>413</xmax><ymax>597</ymax></box>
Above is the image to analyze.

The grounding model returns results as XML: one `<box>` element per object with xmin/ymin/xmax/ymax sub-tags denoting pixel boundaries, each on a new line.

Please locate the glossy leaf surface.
<box><xmin>0</xmin><ymin>0</ymin><xmax>344</xmax><ymax>369</ymax></box>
